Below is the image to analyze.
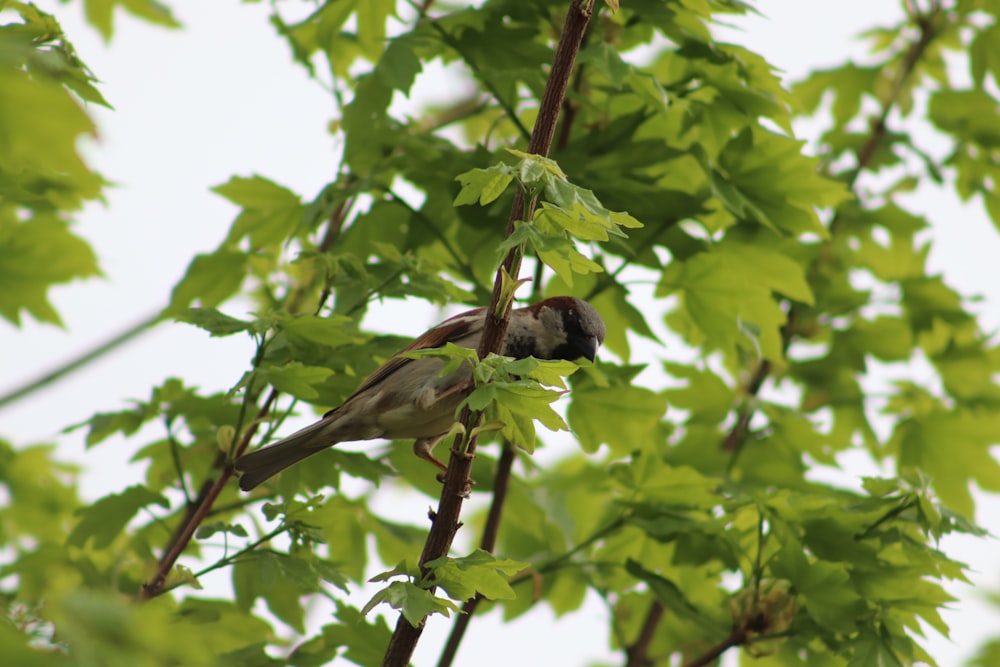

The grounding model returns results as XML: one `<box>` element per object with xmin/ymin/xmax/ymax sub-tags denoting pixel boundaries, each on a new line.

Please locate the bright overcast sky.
<box><xmin>4</xmin><ymin>2</ymin><xmax>999</xmax><ymax>665</ymax></box>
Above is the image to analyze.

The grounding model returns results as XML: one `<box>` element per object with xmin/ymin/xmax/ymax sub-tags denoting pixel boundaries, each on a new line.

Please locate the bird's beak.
<box><xmin>581</xmin><ymin>336</ymin><xmax>600</xmax><ymax>362</ymax></box>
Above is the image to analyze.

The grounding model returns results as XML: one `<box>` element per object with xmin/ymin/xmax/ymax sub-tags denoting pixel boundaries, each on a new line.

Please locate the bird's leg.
<box><xmin>413</xmin><ymin>436</ymin><xmax>449</xmax><ymax>473</ymax></box>
<box><xmin>414</xmin><ymin>436</ymin><xmax>475</xmax><ymax>496</ymax></box>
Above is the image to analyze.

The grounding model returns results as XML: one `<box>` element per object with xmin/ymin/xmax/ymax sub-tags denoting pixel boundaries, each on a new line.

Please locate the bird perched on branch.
<box><xmin>234</xmin><ymin>296</ymin><xmax>606</xmax><ymax>491</ymax></box>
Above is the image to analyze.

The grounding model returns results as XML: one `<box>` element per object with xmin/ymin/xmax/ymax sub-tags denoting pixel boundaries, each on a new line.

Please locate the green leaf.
<box><xmin>290</xmin><ymin>603</ymin><xmax>391</xmax><ymax>667</ymax></box>
<box><xmin>889</xmin><ymin>410</ymin><xmax>1000</xmax><ymax>516</ymax></box>
<box><xmin>68</xmin><ymin>485</ymin><xmax>168</xmax><ymax>549</ymax></box>
<box><xmin>659</xmin><ymin>249</ymin><xmax>787</xmax><ymax>360</ymax></box>
<box><xmin>771</xmin><ymin>545</ymin><xmax>865</xmax><ymax>633</ymax></box>
<box><xmin>356</xmin><ymin>0</ymin><xmax>396</xmax><ymax>59</ymax></box>
<box><xmin>424</xmin><ymin>549</ymin><xmax>528</xmax><ymax>602</ymax></box>
<box><xmin>213</xmin><ymin>175</ymin><xmax>306</xmax><ymax>248</ymax></box>
<box><xmin>176</xmin><ymin>308</ymin><xmax>254</xmax><ymax>337</ymax></box>
<box><xmin>258</xmin><ymin>363</ymin><xmax>335</xmax><ymax>401</ymax></box>
<box><xmin>401</xmin><ymin>342</ymin><xmax>479</xmax><ymax>376</ymax></box>
<box><xmin>80</xmin><ymin>0</ymin><xmax>181</xmax><ymax>40</ymax></box>
<box><xmin>929</xmin><ymin>89</ymin><xmax>1000</xmax><ymax>147</ymax></box>
<box><xmin>499</xmin><ymin>357</ymin><xmax>580</xmax><ymax>390</ymax></box>
<box><xmin>711</xmin><ymin>127</ymin><xmax>851</xmax><ymax>237</ymax></box>
<box><xmin>454</xmin><ymin>165</ymin><xmax>515</xmax><ymax>206</ymax></box>
<box><xmin>0</xmin><ymin>216</ymin><xmax>101</xmax><ymax>326</ymax></box>
<box><xmin>568</xmin><ymin>367</ymin><xmax>667</xmax><ymax>454</ymax></box>
<box><xmin>970</xmin><ymin>24</ymin><xmax>1000</xmax><ymax>89</ymax></box>
<box><xmin>466</xmin><ymin>381</ymin><xmax>568</xmax><ymax>433</ymax></box>
<box><xmin>792</xmin><ymin>63</ymin><xmax>880</xmax><ymax>124</ymax></box>
<box><xmin>662</xmin><ymin>363</ymin><xmax>734</xmax><ymax>423</ymax></box>
<box><xmin>848</xmin><ymin>316</ymin><xmax>914</xmax><ymax>362</ymax></box>
<box><xmin>376</xmin><ymin>37</ymin><xmax>422</xmax><ymax>93</ymax></box>
<box><xmin>195</xmin><ymin>522</ymin><xmax>248</xmax><ymax>539</ymax></box>
<box><xmin>847</xmin><ymin>633</ymin><xmax>905</xmax><ymax>667</ymax></box>
<box><xmin>0</xmin><ymin>620</ymin><xmax>71</xmax><ymax>667</ymax></box>
<box><xmin>361</xmin><ymin>580</ymin><xmax>459</xmax><ymax>627</ymax></box>
<box><xmin>625</xmin><ymin>560</ymin><xmax>723</xmax><ymax>631</ymax></box>
<box><xmin>282</xmin><ymin>314</ymin><xmax>365</xmax><ymax>348</ymax></box>
<box><xmin>715</xmin><ymin>239</ymin><xmax>814</xmax><ymax>304</ymax></box>
<box><xmin>167</xmin><ymin>250</ymin><xmax>248</xmax><ymax>313</ymax></box>
<box><xmin>0</xmin><ymin>69</ymin><xmax>101</xmax><ymax>199</ymax></box>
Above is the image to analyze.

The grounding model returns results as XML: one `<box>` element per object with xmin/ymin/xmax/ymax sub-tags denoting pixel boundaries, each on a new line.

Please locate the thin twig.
<box><xmin>0</xmin><ymin>311</ymin><xmax>161</xmax><ymax>410</ymax></box>
<box><xmin>137</xmin><ymin>391</ymin><xmax>278</xmax><ymax>600</ymax></box>
<box><xmin>381</xmin><ymin>2</ymin><xmax>597</xmax><ymax>664</ymax></box>
<box><xmin>159</xmin><ymin>524</ymin><xmax>289</xmax><ymax>595</ymax></box>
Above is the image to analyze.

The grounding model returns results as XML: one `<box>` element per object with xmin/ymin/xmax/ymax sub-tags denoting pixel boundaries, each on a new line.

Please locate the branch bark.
<box><xmin>381</xmin><ymin>1</ymin><xmax>597</xmax><ymax>664</ymax></box>
<box><xmin>624</xmin><ymin>600</ymin><xmax>665</xmax><ymax>667</ymax></box>
<box><xmin>682</xmin><ymin>628</ymin><xmax>748</xmax><ymax>667</ymax></box>
<box><xmin>435</xmin><ymin>444</ymin><xmax>516</xmax><ymax>667</ymax></box>
<box><xmin>136</xmin><ymin>198</ymin><xmax>351</xmax><ymax>600</ymax></box>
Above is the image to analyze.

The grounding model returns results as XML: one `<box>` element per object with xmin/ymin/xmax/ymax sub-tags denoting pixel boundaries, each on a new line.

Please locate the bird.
<box><xmin>234</xmin><ymin>296</ymin><xmax>606</xmax><ymax>491</ymax></box>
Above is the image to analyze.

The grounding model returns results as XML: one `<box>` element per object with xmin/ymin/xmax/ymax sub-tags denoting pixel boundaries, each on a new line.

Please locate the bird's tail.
<box><xmin>234</xmin><ymin>419</ymin><xmax>336</xmax><ymax>491</ymax></box>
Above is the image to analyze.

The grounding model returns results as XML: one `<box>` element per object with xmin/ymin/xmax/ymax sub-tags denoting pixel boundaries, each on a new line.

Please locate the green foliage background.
<box><xmin>3</xmin><ymin>0</ymin><xmax>1000</xmax><ymax>665</ymax></box>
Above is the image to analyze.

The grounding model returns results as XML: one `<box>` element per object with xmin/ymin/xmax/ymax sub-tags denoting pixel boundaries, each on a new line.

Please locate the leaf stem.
<box><xmin>159</xmin><ymin>524</ymin><xmax>289</xmax><ymax>594</ymax></box>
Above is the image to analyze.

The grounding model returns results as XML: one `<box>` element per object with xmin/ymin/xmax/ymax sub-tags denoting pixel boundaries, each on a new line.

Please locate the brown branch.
<box><xmin>624</xmin><ymin>600</ymin><xmax>665</xmax><ymax>667</ymax></box>
<box><xmin>381</xmin><ymin>2</ymin><xmax>597</xmax><ymax>665</ymax></box>
<box><xmin>682</xmin><ymin>628</ymin><xmax>748</xmax><ymax>667</ymax></box>
<box><xmin>717</xmin><ymin>5</ymin><xmax>942</xmax><ymax>456</ymax></box>
<box><xmin>435</xmin><ymin>444</ymin><xmax>516</xmax><ymax>667</ymax></box>
<box><xmin>138</xmin><ymin>391</ymin><xmax>278</xmax><ymax>599</ymax></box>
<box><xmin>437</xmin><ymin>15</ymin><xmax>591</xmax><ymax>663</ymax></box>
<box><xmin>136</xmin><ymin>198</ymin><xmax>351</xmax><ymax>601</ymax></box>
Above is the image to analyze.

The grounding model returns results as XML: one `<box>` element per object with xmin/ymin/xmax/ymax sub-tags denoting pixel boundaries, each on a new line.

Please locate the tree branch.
<box><xmin>435</xmin><ymin>444</ymin><xmax>516</xmax><ymax>667</ymax></box>
<box><xmin>381</xmin><ymin>2</ymin><xmax>597</xmax><ymax>664</ymax></box>
<box><xmin>624</xmin><ymin>600</ymin><xmax>665</xmax><ymax>667</ymax></box>
<box><xmin>137</xmin><ymin>390</ymin><xmax>278</xmax><ymax>600</ymax></box>
<box><xmin>682</xmin><ymin>628</ymin><xmax>748</xmax><ymax>667</ymax></box>
<box><xmin>136</xmin><ymin>198</ymin><xmax>352</xmax><ymax>601</ymax></box>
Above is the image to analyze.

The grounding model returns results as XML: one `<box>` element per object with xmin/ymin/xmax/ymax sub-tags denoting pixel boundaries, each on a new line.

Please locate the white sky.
<box><xmin>3</xmin><ymin>1</ymin><xmax>999</xmax><ymax>665</ymax></box>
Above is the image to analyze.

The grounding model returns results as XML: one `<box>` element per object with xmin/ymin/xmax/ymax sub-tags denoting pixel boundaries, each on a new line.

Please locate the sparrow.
<box><xmin>234</xmin><ymin>296</ymin><xmax>605</xmax><ymax>491</ymax></box>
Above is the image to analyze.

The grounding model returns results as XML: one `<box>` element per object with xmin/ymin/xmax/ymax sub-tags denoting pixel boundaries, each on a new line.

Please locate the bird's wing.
<box><xmin>323</xmin><ymin>307</ymin><xmax>486</xmax><ymax>417</ymax></box>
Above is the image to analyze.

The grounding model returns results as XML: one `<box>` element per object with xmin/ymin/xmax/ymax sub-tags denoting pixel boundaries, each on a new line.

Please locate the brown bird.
<box><xmin>234</xmin><ymin>296</ymin><xmax>606</xmax><ymax>491</ymax></box>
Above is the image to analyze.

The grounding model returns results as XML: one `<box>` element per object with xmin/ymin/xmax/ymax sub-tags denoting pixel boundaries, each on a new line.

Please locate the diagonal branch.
<box><xmin>0</xmin><ymin>311</ymin><xmax>161</xmax><ymax>411</ymax></box>
<box><xmin>136</xmin><ymin>198</ymin><xmax>352</xmax><ymax>600</ymax></box>
<box><xmin>380</xmin><ymin>1</ymin><xmax>598</xmax><ymax>665</ymax></box>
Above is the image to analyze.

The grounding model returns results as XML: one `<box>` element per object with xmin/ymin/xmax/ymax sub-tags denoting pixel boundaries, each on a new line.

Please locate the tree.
<box><xmin>3</xmin><ymin>0</ymin><xmax>1000</xmax><ymax>665</ymax></box>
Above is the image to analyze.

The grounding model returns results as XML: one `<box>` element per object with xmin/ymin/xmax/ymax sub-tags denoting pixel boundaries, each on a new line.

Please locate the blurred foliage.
<box><xmin>4</xmin><ymin>0</ymin><xmax>1000</xmax><ymax>666</ymax></box>
<box><xmin>0</xmin><ymin>2</ymin><xmax>105</xmax><ymax>325</ymax></box>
